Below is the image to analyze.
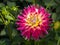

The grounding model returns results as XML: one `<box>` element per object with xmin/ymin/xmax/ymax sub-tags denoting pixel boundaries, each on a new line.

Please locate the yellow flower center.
<box><xmin>26</xmin><ymin>13</ymin><xmax>42</xmax><ymax>28</ymax></box>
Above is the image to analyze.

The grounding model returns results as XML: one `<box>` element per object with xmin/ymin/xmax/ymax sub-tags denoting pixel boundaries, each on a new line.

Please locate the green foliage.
<box><xmin>0</xmin><ymin>0</ymin><xmax>60</xmax><ymax>45</ymax></box>
<box><xmin>0</xmin><ymin>3</ymin><xmax>5</xmax><ymax>8</ymax></box>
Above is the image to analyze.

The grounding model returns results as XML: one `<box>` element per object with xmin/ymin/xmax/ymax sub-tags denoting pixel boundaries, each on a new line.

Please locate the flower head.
<box><xmin>16</xmin><ymin>5</ymin><xmax>52</xmax><ymax>40</ymax></box>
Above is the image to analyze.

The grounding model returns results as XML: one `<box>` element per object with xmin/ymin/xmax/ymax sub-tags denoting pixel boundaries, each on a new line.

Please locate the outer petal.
<box><xmin>16</xmin><ymin>5</ymin><xmax>52</xmax><ymax>40</ymax></box>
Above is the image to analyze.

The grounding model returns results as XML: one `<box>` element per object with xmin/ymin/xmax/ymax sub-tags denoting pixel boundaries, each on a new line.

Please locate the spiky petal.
<box><xmin>16</xmin><ymin>5</ymin><xmax>52</xmax><ymax>40</ymax></box>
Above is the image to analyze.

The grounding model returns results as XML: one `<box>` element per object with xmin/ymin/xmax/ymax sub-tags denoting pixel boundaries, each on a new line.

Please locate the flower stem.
<box><xmin>0</xmin><ymin>13</ymin><xmax>5</xmax><ymax>24</ymax></box>
<box><xmin>54</xmin><ymin>27</ymin><xmax>60</xmax><ymax>45</ymax></box>
<box><xmin>55</xmin><ymin>31</ymin><xmax>60</xmax><ymax>45</ymax></box>
<box><xmin>7</xmin><ymin>25</ymin><xmax>12</xmax><ymax>41</ymax></box>
<box><xmin>57</xmin><ymin>37</ymin><xmax>60</xmax><ymax>45</ymax></box>
<box><xmin>5</xmin><ymin>24</ymin><xmax>12</xmax><ymax>44</ymax></box>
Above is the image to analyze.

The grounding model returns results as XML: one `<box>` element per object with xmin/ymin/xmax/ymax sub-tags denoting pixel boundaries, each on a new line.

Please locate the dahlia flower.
<box><xmin>16</xmin><ymin>5</ymin><xmax>52</xmax><ymax>40</ymax></box>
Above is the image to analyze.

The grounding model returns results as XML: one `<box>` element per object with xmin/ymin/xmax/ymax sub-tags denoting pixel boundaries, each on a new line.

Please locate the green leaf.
<box><xmin>55</xmin><ymin>34</ymin><xmax>59</xmax><ymax>41</ymax></box>
<box><xmin>0</xmin><ymin>29</ymin><xmax>6</xmax><ymax>36</ymax></box>
<box><xmin>26</xmin><ymin>0</ymin><xmax>32</xmax><ymax>2</ymax></box>
<box><xmin>55</xmin><ymin>0</ymin><xmax>60</xmax><ymax>4</ymax></box>
<box><xmin>12</xmin><ymin>29</ymin><xmax>18</xmax><ymax>37</ymax></box>
<box><xmin>56</xmin><ymin>5</ymin><xmax>60</xmax><ymax>13</ymax></box>
<box><xmin>7</xmin><ymin>1</ymin><xmax>16</xmax><ymax>7</ymax></box>
<box><xmin>52</xmin><ymin>13</ymin><xmax>57</xmax><ymax>21</ymax></box>
<box><xmin>48</xmin><ymin>41</ymin><xmax>56</xmax><ymax>45</ymax></box>
<box><xmin>0</xmin><ymin>40</ymin><xmax>6</xmax><ymax>45</ymax></box>
<box><xmin>5</xmin><ymin>15</ymin><xmax>14</xmax><ymax>20</ymax></box>
<box><xmin>0</xmin><ymin>18</ymin><xmax>3</xmax><ymax>22</ymax></box>
<box><xmin>0</xmin><ymin>3</ymin><xmax>5</xmax><ymax>8</ymax></box>
<box><xmin>11</xmin><ymin>6</ymin><xmax>18</xmax><ymax>11</ymax></box>
<box><xmin>2</xmin><ymin>7</ymin><xmax>9</xmax><ymax>15</ymax></box>
<box><xmin>12</xmin><ymin>35</ymin><xmax>25</xmax><ymax>45</ymax></box>
<box><xmin>57</xmin><ymin>37</ymin><xmax>60</xmax><ymax>45</ymax></box>
<box><xmin>43</xmin><ymin>0</ymin><xmax>57</xmax><ymax>7</ymax></box>
<box><xmin>0</xmin><ymin>39</ymin><xmax>10</xmax><ymax>45</ymax></box>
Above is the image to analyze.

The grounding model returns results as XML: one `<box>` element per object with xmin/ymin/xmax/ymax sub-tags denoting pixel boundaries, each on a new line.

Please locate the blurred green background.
<box><xmin>0</xmin><ymin>0</ymin><xmax>60</xmax><ymax>45</ymax></box>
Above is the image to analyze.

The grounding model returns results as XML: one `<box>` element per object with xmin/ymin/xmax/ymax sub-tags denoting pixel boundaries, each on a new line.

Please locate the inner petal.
<box><xmin>26</xmin><ymin>13</ymin><xmax>42</xmax><ymax>28</ymax></box>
